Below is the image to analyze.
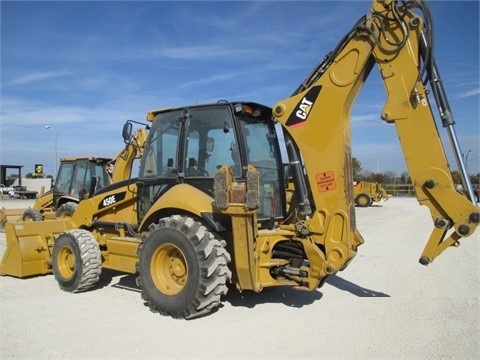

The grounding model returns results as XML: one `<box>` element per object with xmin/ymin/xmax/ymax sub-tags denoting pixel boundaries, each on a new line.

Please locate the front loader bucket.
<box><xmin>0</xmin><ymin>220</ymin><xmax>56</xmax><ymax>277</ymax></box>
<box><xmin>379</xmin><ymin>188</ymin><xmax>389</xmax><ymax>202</ymax></box>
<box><xmin>0</xmin><ymin>207</ymin><xmax>23</xmax><ymax>229</ymax></box>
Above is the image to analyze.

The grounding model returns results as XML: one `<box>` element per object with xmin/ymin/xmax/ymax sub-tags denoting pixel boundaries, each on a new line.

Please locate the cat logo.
<box><xmin>296</xmin><ymin>97</ymin><xmax>313</xmax><ymax>120</ymax></box>
<box><xmin>285</xmin><ymin>85</ymin><xmax>322</xmax><ymax>128</ymax></box>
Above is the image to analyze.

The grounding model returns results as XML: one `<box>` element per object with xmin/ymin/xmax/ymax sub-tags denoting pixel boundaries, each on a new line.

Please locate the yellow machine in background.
<box><xmin>0</xmin><ymin>157</ymin><xmax>111</xmax><ymax>225</ymax></box>
<box><xmin>353</xmin><ymin>181</ymin><xmax>389</xmax><ymax>207</ymax></box>
<box><xmin>0</xmin><ymin>121</ymin><xmax>148</xmax><ymax>225</ymax></box>
<box><xmin>1</xmin><ymin>0</ymin><xmax>478</xmax><ymax>319</ymax></box>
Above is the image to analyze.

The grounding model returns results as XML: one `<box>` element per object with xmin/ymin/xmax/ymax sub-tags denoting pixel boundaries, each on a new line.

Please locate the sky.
<box><xmin>1</xmin><ymin>0</ymin><xmax>479</xmax><ymax>179</ymax></box>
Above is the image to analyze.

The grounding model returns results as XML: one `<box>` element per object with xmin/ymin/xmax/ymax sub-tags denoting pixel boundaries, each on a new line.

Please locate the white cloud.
<box><xmin>454</xmin><ymin>88</ymin><xmax>480</xmax><ymax>99</ymax></box>
<box><xmin>2</xmin><ymin>70</ymin><xmax>71</xmax><ymax>88</ymax></box>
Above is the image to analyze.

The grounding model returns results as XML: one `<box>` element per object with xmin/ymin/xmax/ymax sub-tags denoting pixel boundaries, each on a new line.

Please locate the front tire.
<box><xmin>137</xmin><ymin>215</ymin><xmax>231</xmax><ymax>319</ymax></box>
<box><xmin>52</xmin><ymin>229</ymin><xmax>102</xmax><ymax>292</ymax></box>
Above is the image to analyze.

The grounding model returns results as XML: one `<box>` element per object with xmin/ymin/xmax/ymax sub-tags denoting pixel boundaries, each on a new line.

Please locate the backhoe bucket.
<box><xmin>0</xmin><ymin>220</ymin><xmax>63</xmax><ymax>277</ymax></box>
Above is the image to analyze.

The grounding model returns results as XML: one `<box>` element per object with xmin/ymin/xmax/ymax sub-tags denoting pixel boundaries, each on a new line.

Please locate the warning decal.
<box><xmin>316</xmin><ymin>171</ymin><xmax>336</xmax><ymax>192</ymax></box>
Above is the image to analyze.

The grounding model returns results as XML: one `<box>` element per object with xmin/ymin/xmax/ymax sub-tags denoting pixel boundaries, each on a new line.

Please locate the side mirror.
<box><xmin>122</xmin><ymin>121</ymin><xmax>133</xmax><ymax>143</ymax></box>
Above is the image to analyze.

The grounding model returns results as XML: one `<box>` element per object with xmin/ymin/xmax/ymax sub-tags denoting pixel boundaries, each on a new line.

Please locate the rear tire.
<box><xmin>22</xmin><ymin>208</ymin><xmax>44</xmax><ymax>222</ymax></box>
<box><xmin>55</xmin><ymin>201</ymin><xmax>78</xmax><ymax>219</ymax></box>
<box><xmin>137</xmin><ymin>215</ymin><xmax>231</xmax><ymax>319</ymax></box>
<box><xmin>52</xmin><ymin>229</ymin><xmax>102</xmax><ymax>292</ymax></box>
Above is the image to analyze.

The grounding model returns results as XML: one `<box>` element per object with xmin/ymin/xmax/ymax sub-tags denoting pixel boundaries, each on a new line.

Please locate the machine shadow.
<box><xmin>96</xmin><ymin>268</ymin><xmax>141</xmax><ymax>293</ymax></box>
<box><xmin>225</xmin><ymin>285</ymin><xmax>323</xmax><ymax>309</ymax></box>
<box><xmin>225</xmin><ymin>273</ymin><xmax>389</xmax><ymax>310</ymax></box>
<box><xmin>325</xmin><ymin>275</ymin><xmax>390</xmax><ymax>297</ymax></box>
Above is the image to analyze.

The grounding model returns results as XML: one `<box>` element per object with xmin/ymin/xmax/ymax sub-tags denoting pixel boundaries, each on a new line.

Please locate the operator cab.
<box><xmin>53</xmin><ymin>157</ymin><xmax>111</xmax><ymax>206</ymax></box>
<box><xmin>137</xmin><ymin>101</ymin><xmax>286</xmax><ymax>228</ymax></box>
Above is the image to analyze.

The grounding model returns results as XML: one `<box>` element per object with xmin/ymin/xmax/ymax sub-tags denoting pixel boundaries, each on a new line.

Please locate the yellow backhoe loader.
<box><xmin>353</xmin><ymin>181</ymin><xmax>389</xmax><ymax>207</ymax></box>
<box><xmin>1</xmin><ymin>0</ymin><xmax>478</xmax><ymax>319</ymax></box>
<box><xmin>0</xmin><ymin>120</ymin><xmax>148</xmax><ymax>225</ymax></box>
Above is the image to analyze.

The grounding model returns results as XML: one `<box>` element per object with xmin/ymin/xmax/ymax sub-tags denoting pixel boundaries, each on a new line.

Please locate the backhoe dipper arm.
<box><xmin>272</xmin><ymin>0</ymin><xmax>478</xmax><ymax>269</ymax></box>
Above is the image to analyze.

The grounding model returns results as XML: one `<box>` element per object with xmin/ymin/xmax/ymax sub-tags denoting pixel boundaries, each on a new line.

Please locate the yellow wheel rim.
<box><xmin>151</xmin><ymin>243</ymin><xmax>188</xmax><ymax>296</ymax></box>
<box><xmin>57</xmin><ymin>246</ymin><xmax>76</xmax><ymax>280</ymax></box>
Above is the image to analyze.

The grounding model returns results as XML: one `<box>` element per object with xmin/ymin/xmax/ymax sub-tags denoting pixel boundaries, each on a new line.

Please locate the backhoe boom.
<box><xmin>273</xmin><ymin>0</ymin><xmax>479</xmax><ymax>267</ymax></box>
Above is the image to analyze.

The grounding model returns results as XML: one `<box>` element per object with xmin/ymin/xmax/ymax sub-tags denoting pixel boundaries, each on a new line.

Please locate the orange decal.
<box><xmin>316</xmin><ymin>171</ymin><xmax>336</xmax><ymax>192</ymax></box>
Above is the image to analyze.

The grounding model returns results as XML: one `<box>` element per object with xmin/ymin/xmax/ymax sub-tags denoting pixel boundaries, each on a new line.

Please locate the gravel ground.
<box><xmin>0</xmin><ymin>197</ymin><xmax>478</xmax><ymax>359</ymax></box>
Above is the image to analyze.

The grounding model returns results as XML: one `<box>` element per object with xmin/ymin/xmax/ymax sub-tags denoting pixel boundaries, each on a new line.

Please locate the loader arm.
<box><xmin>107</xmin><ymin>126</ymin><xmax>148</xmax><ymax>183</ymax></box>
<box><xmin>272</xmin><ymin>0</ymin><xmax>478</xmax><ymax>270</ymax></box>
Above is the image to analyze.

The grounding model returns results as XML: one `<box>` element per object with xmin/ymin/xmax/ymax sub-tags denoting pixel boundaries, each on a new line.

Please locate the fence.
<box><xmin>384</xmin><ymin>183</ymin><xmax>415</xmax><ymax>197</ymax></box>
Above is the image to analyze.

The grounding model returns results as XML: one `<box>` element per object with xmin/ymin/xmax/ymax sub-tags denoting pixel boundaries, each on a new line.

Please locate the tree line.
<box><xmin>352</xmin><ymin>157</ymin><xmax>480</xmax><ymax>186</ymax></box>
